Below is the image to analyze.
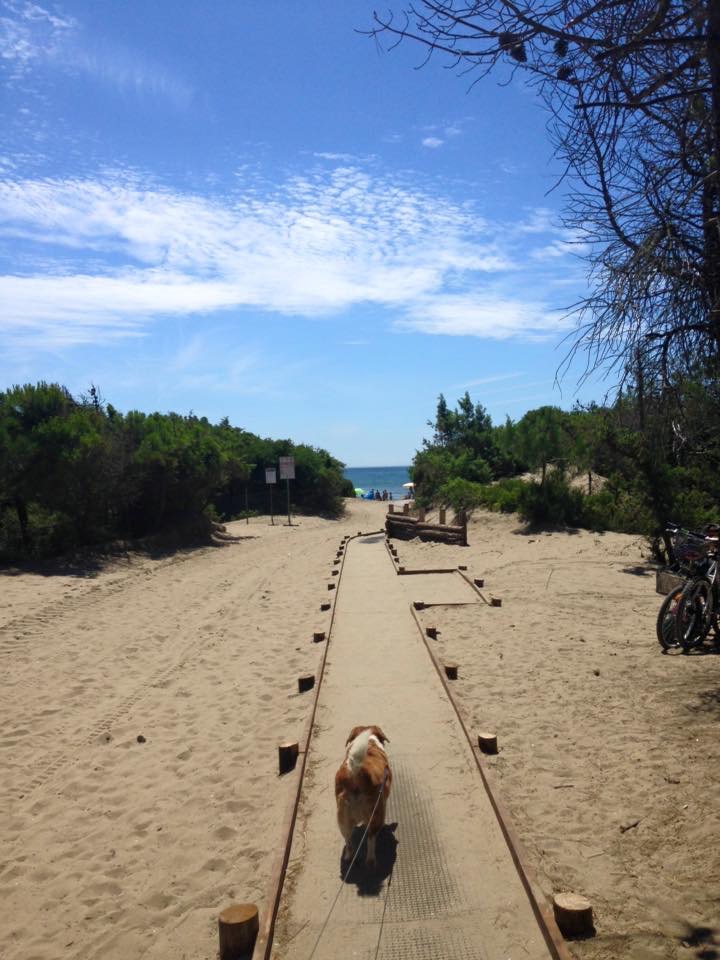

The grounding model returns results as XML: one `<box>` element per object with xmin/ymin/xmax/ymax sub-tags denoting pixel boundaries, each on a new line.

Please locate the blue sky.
<box><xmin>0</xmin><ymin>0</ymin><xmax>609</xmax><ymax>466</ymax></box>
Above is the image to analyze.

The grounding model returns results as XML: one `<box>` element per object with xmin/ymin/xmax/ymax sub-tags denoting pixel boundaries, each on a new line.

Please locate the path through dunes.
<box><xmin>271</xmin><ymin>534</ymin><xmax>560</xmax><ymax>960</ymax></box>
<box><xmin>0</xmin><ymin>509</ymin><xmax>379</xmax><ymax>960</ymax></box>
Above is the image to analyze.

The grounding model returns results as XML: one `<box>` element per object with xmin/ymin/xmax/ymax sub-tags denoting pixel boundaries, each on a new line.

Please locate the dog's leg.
<box><xmin>337</xmin><ymin>804</ymin><xmax>355</xmax><ymax>860</ymax></box>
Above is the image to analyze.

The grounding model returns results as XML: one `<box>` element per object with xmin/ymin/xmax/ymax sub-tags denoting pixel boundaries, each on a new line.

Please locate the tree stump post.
<box><xmin>444</xmin><ymin>662</ymin><xmax>458</xmax><ymax>680</ymax></box>
<box><xmin>553</xmin><ymin>892</ymin><xmax>594</xmax><ymax>938</ymax></box>
<box><xmin>477</xmin><ymin>732</ymin><xmax>498</xmax><ymax>754</ymax></box>
<box><xmin>298</xmin><ymin>674</ymin><xmax>315</xmax><ymax>693</ymax></box>
<box><xmin>218</xmin><ymin>903</ymin><xmax>259</xmax><ymax>960</ymax></box>
<box><xmin>278</xmin><ymin>741</ymin><xmax>299</xmax><ymax>774</ymax></box>
<box><xmin>439</xmin><ymin>507</ymin><xmax>446</xmax><ymax>525</ymax></box>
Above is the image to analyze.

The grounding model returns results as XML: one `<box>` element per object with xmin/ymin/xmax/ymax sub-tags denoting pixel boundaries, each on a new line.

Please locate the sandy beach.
<box><xmin>1</xmin><ymin>499</ymin><xmax>718</xmax><ymax>960</ymax></box>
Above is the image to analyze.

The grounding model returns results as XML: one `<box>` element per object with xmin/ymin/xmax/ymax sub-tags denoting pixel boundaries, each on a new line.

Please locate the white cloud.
<box><xmin>422</xmin><ymin>137</ymin><xmax>443</xmax><ymax>149</ymax></box>
<box><xmin>398</xmin><ymin>291</ymin><xmax>571</xmax><ymax>341</ymax></box>
<box><xmin>0</xmin><ymin>166</ymin><xmax>580</xmax><ymax>348</ymax></box>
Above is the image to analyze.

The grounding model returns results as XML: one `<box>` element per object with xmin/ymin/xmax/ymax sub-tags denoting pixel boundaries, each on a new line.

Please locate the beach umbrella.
<box><xmin>402</xmin><ymin>482</ymin><xmax>415</xmax><ymax>489</ymax></box>
<box><xmin>354</xmin><ymin>487</ymin><xmax>365</xmax><ymax>496</ymax></box>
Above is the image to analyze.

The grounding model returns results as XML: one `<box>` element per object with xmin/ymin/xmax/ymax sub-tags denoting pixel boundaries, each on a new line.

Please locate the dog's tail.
<box><xmin>346</xmin><ymin>729</ymin><xmax>372</xmax><ymax>774</ymax></box>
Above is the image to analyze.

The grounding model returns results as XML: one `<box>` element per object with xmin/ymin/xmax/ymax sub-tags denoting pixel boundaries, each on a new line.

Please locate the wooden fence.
<box><xmin>385</xmin><ymin>505</ymin><xmax>467</xmax><ymax>546</ymax></box>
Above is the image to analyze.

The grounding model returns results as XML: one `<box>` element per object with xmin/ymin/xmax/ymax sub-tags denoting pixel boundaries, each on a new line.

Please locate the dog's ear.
<box><xmin>371</xmin><ymin>725</ymin><xmax>389</xmax><ymax>743</ymax></box>
<box><xmin>346</xmin><ymin>725</ymin><xmax>367</xmax><ymax>745</ymax></box>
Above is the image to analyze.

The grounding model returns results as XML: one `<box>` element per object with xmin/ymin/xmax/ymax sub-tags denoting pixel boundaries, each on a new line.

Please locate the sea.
<box><xmin>343</xmin><ymin>465</ymin><xmax>412</xmax><ymax>502</ymax></box>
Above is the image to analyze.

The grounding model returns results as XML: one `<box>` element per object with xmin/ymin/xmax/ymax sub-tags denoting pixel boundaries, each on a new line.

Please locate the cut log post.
<box><xmin>439</xmin><ymin>507</ymin><xmax>446</xmax><ymax>524</ymax></box>
<box><xmin>491</xmin><ymin>597</ymin><xmax>502</xmax><ymax>607</ymax></box>
<box><xmin>458</xmin><ymin>564</ymin><xmax>467</xmax><ymax>571</ymax></box>
<box><xmin>426</xmin><ymin>626</ymin><xmax>438</xmax><ymax>639</ymax></box>
<box><xmin>327</xmin><ymin>582</ymin><xmax>336</xmax><ymax>591</ymax></box>
<box><xmin>313</xmin><ymin>631</ymin><xmax>326</xmax><ymax>643</ymax></box>
<box><xmin>444</xmin><ymin>662</ymin><xmax>458</xmax><ymax>680</ymax></box>
<box><xmin>218</xmin><ymin>903</ymin><xmax>259</xmax><ymax>960</ymax></box>
<box><xmin>403</xmin><ymin>504</ymin><xmax>409</xmax><ymax>514</ymax></box>
<box><xmin>278</xmin><ymin>741</ymin><xmax>299</xmax><ymax>775</ymax></box>
<box><xmin>474</xmin><ymin>578</ymin><xmax>484</xmax><ymax>588</ymax></box>
<box><xmin>298</xmin><ymin>674</ymin><xmax>315</xmax><ymax>693</ymax></box>
<box><xmin>320</xmin><ymin>602</ymin><xmax>331</xmax><ymax>611</ymax></box>
<box><xmin>413</xmin><ymin>601</ymin><xmax>425</xmax><ymax>610</ymax></box>
<box><xmin>331</xmin><ymin>569</ymin><xmax>339</xmax><ymax>576</ymax></box>
<box><xmin>418</xmin><ymin>507</ymin><xmax>426</xmax><ymax>522</ymax></box>
<box><xmin>398</xmin><ymin>566</ymin><xmax>406</xmax><ymax>574</ymax></box>
<box><xmin>357</xmin><ymin>530</ymin><xmax>362</xmax><ymax>536</ymax></box>
<box><xmin>333</xmin><ymin>558</ymin><xmax>340</xmax><ymax>565</ymax></box>
<box><xmin>553</xmin><ymin>892</ymin><xmax>594</xmax><ymax>938</ymax></box>
<box><xmin>477</xmin><ymin>732</ymin><xmax>498</xmax><ymax>755</ymax></box>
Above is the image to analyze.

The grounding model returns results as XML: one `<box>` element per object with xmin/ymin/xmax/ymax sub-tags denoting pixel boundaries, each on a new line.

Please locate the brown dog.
<box><xmin>334</xmin><ymin>725</ymin><xmax>391</xmax><ymax>868</ymax></box>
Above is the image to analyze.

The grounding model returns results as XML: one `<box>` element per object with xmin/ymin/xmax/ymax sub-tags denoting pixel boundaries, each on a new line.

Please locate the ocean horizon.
<box><xmin>343</xmin><ymin>465</ymin><xmax>412</xmax><ymax>501</ymax></box>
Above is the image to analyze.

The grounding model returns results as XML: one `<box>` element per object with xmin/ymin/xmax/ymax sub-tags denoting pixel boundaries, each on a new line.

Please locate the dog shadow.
<box><xmin>339</xmin><ymin>822</ymin><xmax>398</xmax><ymax>896</ymax></box>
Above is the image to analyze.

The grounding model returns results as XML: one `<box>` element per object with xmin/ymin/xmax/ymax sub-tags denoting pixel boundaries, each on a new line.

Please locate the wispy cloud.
<box><xmin>0</xmin><ymin>0</ymin><xmax>75</xmax><ymax>78</ymax></box>
<box><xmin>422</xmin><ymin>137</ymin><xmax>443</xmax><ymax>149</ymax></box>
<box><xmin>1</xmin><ymin>0</ymin><xmax>191</xmax><ymax>106</ymax></box>
<box><xmin>0</xmin><ymin>165</ymin><xmax>579</xmax><ymax>349</ymax></box>
<box><xmin>451</xmin><ymin>372</ymin><xmax>524</xmax><ymax>390</ymax></box>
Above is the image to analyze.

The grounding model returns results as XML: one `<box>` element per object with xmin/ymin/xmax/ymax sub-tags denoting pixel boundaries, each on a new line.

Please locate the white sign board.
<box><xmin>278</xmin><ymin>456</ymin><xmax>295</xmax><ymax>480</ymax></box>
<box><xmin>265</xmin><ymin>468</ymin><xmax>277</xmax><ymax>484</ymax></box>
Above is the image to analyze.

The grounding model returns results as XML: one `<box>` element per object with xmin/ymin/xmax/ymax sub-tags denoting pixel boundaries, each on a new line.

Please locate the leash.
<box><xmin>306</xmin><ymin>766</ymin><xmax>390</xmax><ymax>960</ymax></box>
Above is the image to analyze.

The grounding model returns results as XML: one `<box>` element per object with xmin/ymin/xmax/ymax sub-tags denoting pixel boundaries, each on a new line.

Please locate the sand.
<box><xmin>1</xmin><ymin>499</ymin><xmax>718</xmax><ymax>960</ymax></box>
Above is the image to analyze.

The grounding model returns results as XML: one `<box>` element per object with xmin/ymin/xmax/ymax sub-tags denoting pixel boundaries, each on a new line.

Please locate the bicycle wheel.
<box><xmin>656</xmin><ymin>588</ymin><xmax>684</xmax><ymax>650</ymax></box>
<box><xmin>675</xmin><ymin>578</ymin><xmax>714</xmax><ymax>650</ymax></box>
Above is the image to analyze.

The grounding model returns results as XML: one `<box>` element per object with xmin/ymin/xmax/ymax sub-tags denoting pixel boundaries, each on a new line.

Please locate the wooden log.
<box><xmin>333</xmin><ymin>558</ymin><xmax>341</xmax><ymax>565</ymax></box>
<box><xmin>398</xmin><ymin>566</ymin><xmax>406</xmax><ymax>574</ymax></box>
<box><xmin>458</xmin><ymin>564</ymin><xmax>467</xmax><ymax>571</ymax></box>
<box><xmin>320</xmin><ymin>602</ymin><xmax>331</xmax><ymax>611</ymax></box>
<box><xmin>313</xmin><ymin>631</ymin><xmax>326</xmax><ymax>643</ymax></box>
<box><xmin>418</xmin><ymin>507</ymin><xmax>426</xmax><ymax>522</ymax></box>
<box><xmin>477</xmin><ymin>732</ymin><xmax>498</xmax><ymax>755</ymax></box>
<box><xmin>331</xmin><ymin>569</ymin><xmax>339</xmax><ymax>576</ymax></box>
<box><xmin>426</xmin><ymin>626</ymin><xmax>438</xmax><ymax>639</ymax></box>
<box><xmin>439</xmin><ymin>507</ymin><xmax>446</xmax><ymax>525</ymax></box>
<box><xmin>327</xmin><ymin>582</ymin><xmax>336</xmax><ymax>591</ymax></box>
<box><xmin>491</xmin><ymin>597</ymin><xmax>502</xmax><ymax>607</ymax></box>
<box><xmin>552</xmin><ymin>892</ymin><xmax>594</xmax><ymax>938</ymax></box>
<box><xmin>218</xmin><ymin>903</ymin><xmax>259</xmax><ymax>960</ymax></box>
<box><xmin>474</xmin><ymin>578</ymin><xmax>484</xmax><ymax>588</ymax></box>
<box><xmin>388</xmin><ymin>504</ymin><xmax>394</xmax><ymax>513</ymax></box>
<box><xmin>386</xmin><ymin>513</ymin><xmax>418</xmax><ymax>524</ymax></box>
<box><xmin>298</xmin><ymin>674</ymin><xmax>315</xmax><ymax>693</ymax></box>
<box><xmin>278</xmin><ymin>741</ymin><xmax>299</xmax><ymax>775</ymax></box>
<box><xmin>416</xmin><ymin>521</ymin><xmax>464</xmax><ymax>535</ymax></box>
<box><xmin>443</xmin><ymin>662</ymin><xmax>458</xmax><ymax>680</ymax></box>
<box><xmin>403</xmin><ymin>503</ymin><xmax>409</xmax><ymax>514</ymax></box>
<box><xmin>413</xmin><ymin>601</ymin><xmax>425</xmax><ymax>610</ymax></box>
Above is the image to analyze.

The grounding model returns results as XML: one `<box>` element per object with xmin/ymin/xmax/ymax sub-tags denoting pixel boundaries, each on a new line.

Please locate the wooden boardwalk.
<box><xmin>268</xmin><ymin>534</ymin><xmax>561</xmax><ymax>960</ymax></box>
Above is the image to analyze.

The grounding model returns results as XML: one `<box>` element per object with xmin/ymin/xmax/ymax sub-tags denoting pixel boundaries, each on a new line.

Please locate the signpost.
<box><xmin>265</xmin><ymin>467</ymin><xmax>277</xmax><ymax>525</ymax></box>
<box><xmin>278</xmin><ymin>457</ymin><xmax>295</xmax><ymax>526</ymax></box>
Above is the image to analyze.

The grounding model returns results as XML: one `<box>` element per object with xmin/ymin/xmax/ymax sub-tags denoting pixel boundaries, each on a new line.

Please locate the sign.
<box><xmin>265</xmin><ymin>468</ymin><xmax>277</xmax><ymax>484</ymax></box>
<box><xmin>278</xmin><ymin>456</ymin><xmax>295</xmax><ymax>480</ymax></box>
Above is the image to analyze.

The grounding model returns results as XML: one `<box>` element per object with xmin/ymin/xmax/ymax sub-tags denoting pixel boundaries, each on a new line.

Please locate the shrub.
<box><xmin>518</xmin><ymin>473</ymin><xmax>584</xmax><ymax>527</ymax></box>
<box><xmin>436</xmin><ymin>477</ymin><xmax>485</xmax><ymax>521</ymax></box>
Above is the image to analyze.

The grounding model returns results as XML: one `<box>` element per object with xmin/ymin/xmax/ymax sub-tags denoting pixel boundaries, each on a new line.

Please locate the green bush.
<box><xmin>518</xmin><ymin>473</ymin><xmax>584</xmax><ymax>527</ymax></box>
<box><xmin>436</xmin><ymin>477</ymin><xmax>484</xmax><ymax>521</ymax></box>
<box><xmin>474</xmin><ymin>477</ymin><xmax>526</xmax><ymax>513</ymax></box>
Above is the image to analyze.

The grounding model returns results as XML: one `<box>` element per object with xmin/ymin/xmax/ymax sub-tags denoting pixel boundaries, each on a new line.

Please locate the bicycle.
<box><xmin>674</xmin><ymin>536</ymin><xmax>720</xmax><ymax>651</ymax></box>
<box><xmin>656</xmin><ymin>523</ymin><xmax>715</xmax><ymax>651</ymax></box>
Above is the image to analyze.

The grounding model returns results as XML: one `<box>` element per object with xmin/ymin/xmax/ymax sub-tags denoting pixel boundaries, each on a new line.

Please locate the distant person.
<box><xmin>375</xmin><ymin>489</ymin><xmax>381</xmax><ymax>500</ymax></box>
<box><xmin>382</xmin><ymin>489</ymin><xmax>388</xmax><ymax>501</ymax></box>
<box><xmin>389</xmin><ymin>491</ymin><xmax>393</xmax><ymax>501</ymax></box>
